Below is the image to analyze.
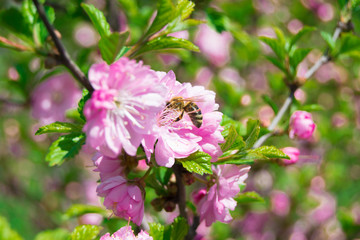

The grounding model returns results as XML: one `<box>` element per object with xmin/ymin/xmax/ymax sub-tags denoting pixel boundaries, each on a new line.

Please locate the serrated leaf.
<box><xmin>178</xmin><ymin>151</ymin><xmax>212</xmax><ymax>175</ymax></box>
<box><xmin>289</xmin><ymin>26</ymin><xmax>316</xmax><ymax>50</ymax></box>
<box><xmin>235</xmin><ymin>191</ymin><xmax>265</xmax><ymax>204</ymax></box>
<box><xmin>134</xmin><ymin>36</ymin><xmax>199</xmax><ymax>57</ymax></box>
<box><xmin>251</xmin><ymin>146</ymin><xmax>289</xmax><ymax>159</ymax></box>
<box><xmin>320</xmin><ymin>31</ymin><xmax>336</xmax><ymax>50</ymax></box>
<box><xmin>170</xmin><ymin>217</ymin><xmax>189</xmax><ymax>240</ymax></box>
<box><xmin>245</xmin><ymin>120</ymin><xmax>260</xmax><ymax>149</ymax></box>
<box><xmin>149</xmin><ymin>223</ymin><xmax>165</xmax><ymax>240</ymax></box>
<box><xmin>146</xmin><ymin>0</ymin><xmax>176</xmax><ymax>37</ymax></box>
<box><xmin>70</xmin><ymin>225</ymin><xmax>101</xmax><ymax>240</ymax></box>
<box><xmin>167</xmin><ymin>17</ymin><xmax>204</xmax><ymax>33</ymax></box>
<box><xmin>221</xmin><ymin>125</ymin><xmax>246</xmax><ymax>152</ymax></box>
<box><xmin>176</xmin><ymin>0</ymin><xmax>195</xmax><ymax>20</ymax></box>
<box><xmin>259</xmin><ymin>36</ymin><xmax>285</xmax><ymax>60</ymax></box>
<box><xmin>64</xmin><ymin>204</ymin><xmax>107</xmax><ymax>220</ymax></box>
<box><xmin>206</xmin><ymin>7</ymin><xmax>229</xmax><ymax>33</ymax></box>
<box><xmin>289</xmin><ymin>48</ymin><xmax>312</xmax><ymax>72</ymax></box>
<box><xmin>262</xmin><ymin>95</ymin><xmax>279</xmax><ymax>114</ymax></box>
<box><xmin>35</xmin><ymin>229</ymin><xmax>70</xmax><ymax>240</ymax></box>
<box><xmin>0</xmin><ymin>216</ymin><xmax>23</xmax><ymax>240</ymax></box>
<box><xmin>221</xmin><ymin>114</ymin><xmax>245</xmax><ymax>137</ymax></box>
<box><xmin>77</xmin><ymin>89</ymin><xmax>91</xmax><ymax>122</ymax></box>
<box><xmin>214</xmin><ymin>150</ymin><xmax>261</xmax><ymax>165</ymax></box>
<box><xmin>99</xmin><ymin>32</ymin><xmax>129</xmax><ymax>64</ymax></box>
<box><xmin>45</xmin><ymin>133</ymin><xmax>86</xmax><ymax>166</ymax></box>
<box><xmin>35</xmin><ymin>122</ymin><xmax>83</xmax><ymax>135</ymax></box>
<box><xmin>81</xmin><ymin>3</ymin><xmax>111</xmax><ymax>37</ymax></box>
<box><xmin>265</xmin><ymin>55</ymin><xmax>286</xmax><ymax>73</ymax></box>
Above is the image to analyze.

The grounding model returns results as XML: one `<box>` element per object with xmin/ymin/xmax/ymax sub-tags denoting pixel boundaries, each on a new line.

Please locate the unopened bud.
<box><xmin>183</xmin><ymin>172</ymin><xmax>195</xmax><ymax>185</ymax></box>
<box><xmin>151</xmin><ymin>198</ymin><xmax>165</xmax><ymax>212</ymax></box>
<box><xmin>44</xmin><ymin>56</ymin><xmax>60</xmax><ymax>69</ymax></box>
<box><xmin>168</xmin><ymin>182</ymin><xmax>178</xmax><ymax>195</ymax></box>
<box><xmin>164</xmin><ymin>200</ymin><xmax>176</xmax><ymax>212</ymax></box>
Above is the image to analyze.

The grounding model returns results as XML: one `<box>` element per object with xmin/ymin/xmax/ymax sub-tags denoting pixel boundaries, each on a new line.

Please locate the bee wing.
<box><xmin>176</xmin><ymin>96</ymin><xmax>206</xmax><ymax>103</ymax></box>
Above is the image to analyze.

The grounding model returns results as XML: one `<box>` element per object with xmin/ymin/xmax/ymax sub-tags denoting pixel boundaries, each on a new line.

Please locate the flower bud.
<box><xmin>281</xmin><ymin>147</ymin><xmax>300</xmax><ymax>165</ymax></box>
<box><xmin>151</xmin><ymin>198</ymin><xmax>165</xmax><ymax>212</ymax></box>
<box><xmin>164</xmin><ymin>200</ymin><xmax>176</xmax><ymax>212</ymax></box>
<box><xmin>289</xmin><ymin>111</ymin><xmax>316</xmax><ymax>139</ymax></box>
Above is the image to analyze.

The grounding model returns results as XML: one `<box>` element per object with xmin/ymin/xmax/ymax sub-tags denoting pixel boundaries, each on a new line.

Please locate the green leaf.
<box><xmin>35</xmin><ymin>229</ymin><xmax>70</xmax><ymax>240</ymax></box>
<box><xmin>176</xmin><ymin>0</ymin><xmax>195</xmax><ymax>20</ymax></box>
<box><xmin>134</xmin><ymin>36</ymin><xmax>199</xmax><ymax>57</ymax></box>
<box><xmin>99</xmin><ymin>32</ymin><xmax>129</xmax><ymax>64</ymax></box>
<box><xmin>45</xmin><ymin>133</ymin><xmax>86</xmax><ymax>166</ymax></box>
<box><xmin>299</xmin><ymin>104</ymin><xmax>324</xmax><ymax>112</ymax></box>
<box><xmin>259</xmin><ymin>36</ymin><xmax>285</xmax><ymax>60</ymax></box>
<box><xmin>206</xmin><ymin>7</ymin><xmax>229</xmax><ymax>33</ymax></box>
<box><xmin>0</xmin><ymin>215</ymin><xmax>23</xmax><ymax>240</ymax></box>
<box><xmin>77</xmin><ymin>89</ymin><xmax>91</xmax><ymax>122</ymax></box>
<box><xmin>64</xmin><ymin>204</ymin><xmax>107</xmax><ymax>220</ymax></box>
<box><xmin>145</xmin><ymin>172</ymin><xmax>167</xmax><ymax>195</ymax></box>
<box><xmin>221</xmin><ymin>114</ymin><xmax>245</xmax><ymax>138</ymax></box>
<box><xmin>251</xmin><ymin>146</ymin><xmax>289</xmax><ymax>159</ymax></box>
<box><xmin>70</xmin><ymin>225</ymin><xmax>101</xmax><ymax>240</ymax></box>
<box><xmin>170</xmin><ymin>217</ymin><xmax>189</xmax><ymax>240</ymax></box>
<box><xmin>221</xmin><ymin>125</ymin><xmax>246</xmax><ymax>152</ymax></box>
<box><xmin>245</xmin><ymin>120</ymin><xmax>260</xmax><ymax>149</ymax></box>
<box><xmin>81</xmin><ymin>3</ymin><xmax>111</xmax><ymax>37</ymax></box>
<box><xmin>274</xmin><ymin>27</ymin><xmax>286</xmax><ymax>48</ymax></box>
<box><xmin>320</xmin><ymin>31</ymin><xmax>336</xmax><ymax>50</ymax></box>
<box><xmin>262</xmin><ymin>95</ymin><xmax>279</xmax><ymax>114</ymax></box>
<box><xmin>289</xmin><ymin>48</ymin><xmax>312</xmax><ymax>72</ymax></box>
<box><xmin>35</xmin><ymin>122</ymin><xmax>83</xmax><ymax>135</ymax></box>
<box><xmin>178</xmin><ymin>151</ymin><xmax>212</xmax><ymax>175</ymax></box>
<box><xmin>146</xmin><ymin>0</ymin><xmax>176</xmax><ymax>37</ymax></box>
<box><xmin>118</xmin><ymin>46</ymin><xmax>132</xmax><ymax>58</ymax></box>
<box><xmin>34</xmin><ymin>6</ymin><xmax>56</xmax><ymax>45</ymax></box>
<box><xmin>155</xmin><ymin>167</ymin><xmax>173</xmax><ymax>186</ymax></box>
<box><xmin>289</xmin><ymin>26</ymin><xmax>316</xmax><ymax>50</ymax></box>
<box><xmin>149</xmin><ymin>223</ymin><xmax>165</xmax><ymax>240</ymax></box>
<box><xmin>337</xmin><ymin>33</ymin><xmax>360</xmax><ymax>57</ymax></box>
<box><xmin>264</xmin><ymin>55</ymin><xmax>286</xmax><ymax>73</ymax></box>
<box><xmin>214</xmin><ymin>150</ymin><xmax>260</xmax><ymax>165</ymax></box>
<box><xmin>0</xmin><ymin>8</ymin><xmax>33</xmax><ymax>43</ymax></box>
<box><xmin>235</xmin><ymin>191</ymin><xmax>265</xmax><ymax>204</ymax></box>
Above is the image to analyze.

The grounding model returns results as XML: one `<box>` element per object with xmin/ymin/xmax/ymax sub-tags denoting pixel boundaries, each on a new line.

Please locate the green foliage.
<box><xmin>145</xmin><ymin>0</ymin><xmax>176</xmax><ymax>37</ymax></box>
<box><xmin>253</xmin><ymin>146</ymin><xmax>289</xmax><ymax>159</ymax></box>
<box><xmin>336</xmin><ymin>33</ymin><xmax>360</xmax><ymax>57</ymax></box>
<box><xmin>259</xmin><ymin>36</ymin><xmax>286</xmax><ymax>60</ymax></box>
<box><xmin>70</xmin><ymin>225</ymin><xmax>101</xmax><ymax>240</ymax></box>
<box><xmin>288</xmin><ymin>26</ymin><xmax>316</xmax><ymax>50</ymax></box>
<box><xmin>262</xmin><ymin>95</ymin><xmax>279</xmax><ymax>114</ymax></box>
<box><xmin>34</xmin><ymin>229</ymin><xmax>70</xmax><ymax>240</ymax></box>
<box><xmin>178</xmin><ymin>151</ymin><xmax>212</xmax><ymax>175</ymax></box>
<box><xmin>206</xmin><ymin>7</ymin><xmax>229</xmax><ymax>33</ymax></box>
<box><xmin>134</xmin><ymin>36</ymin><xmax>199</xmax><ymax>57</ymax></box>
<box><xmin>0</xmin><ymin>8</ymin><xmax>33</xmax><ymax>44</ymax></box>
<box><xmin>155</xmin><ymin>167</ymin><xmax>173</xmax><ymax>186</ymax></box>
<box><xmin>289</xmin><ymin>48</ymin><xmax>312</xmax><ymax>73</ymax></box>
<box><xmin>221</xmin><ymin>125</ymin><xmax>246</xmax><ymax>152</ymax></box>
<box><xmin>320</xmin><ymin>31</ymin><xmax>336</xmax><ymax>50</ymax></box>
<box><xmin>0</xmin><ymin>216</ymin><xmax>23</xmax><ymax>240</ymax></box>
<box><xmin>63</xmin><ymin>204</ymin><xmax>107</xmax><ymax>220</ymax></box>
<box><xmin>81</xmin><ymin>3</ymin><xmax>111</xmax><ymax>38</ymax></box>
<box><xmin>35</xmin><ymin>122</ymin><xmax>83</xmax><ymax>135</ymax></box>
<box><xmin>149</xmin><ymin>217</ymin><xmax>188</xmax><ymax>240</ymax></box>
<box><xmin>235</xmin><ymin>191</ymin><xmax>265</xmax><ymax>204</ymax></box>
<box><xmin>244</xmin><ymin>119</ymin><xmax>260</xmax><ymax>149</ymax></box>
<box><xmin>45</xmin><ymin>133</ymin><xmax>86</xmax><ymax>166</ymax></box>
<box><xmin>99</xmin><ymin>32</ymin><xmax>129</xmax><ymax>64</ymax></box>
<box><xmin>77</xmin><ymin>89</ymin><xmax>91</xmax><ymax>122</ymax></box>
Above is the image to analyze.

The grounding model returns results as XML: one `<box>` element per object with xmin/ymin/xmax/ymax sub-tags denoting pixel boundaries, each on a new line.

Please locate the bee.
<box><xmin>165</xmin><ymin>96</ymin><xmax>203</xmax><ymax>128</ymax></box>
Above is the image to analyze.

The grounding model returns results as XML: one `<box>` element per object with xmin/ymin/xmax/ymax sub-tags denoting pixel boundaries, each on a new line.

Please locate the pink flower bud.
<box><xmin>192</xmin><ymin>188</ymin><xmax>207</xmax><ymax>205</ymax></box>
<box><xmin>281</xmin><ymin>147</ymin><xmax>300</xmax><ymax>165</ymax></box>
<box><xmin>97</xmin><ymin>176</ymin><xmax>144</xmax><ymax>225</ymax></box>
<box><xmin>289</xmin><ymin>111</ymin><xmax>316</xmax><ymax>139</ymax></box>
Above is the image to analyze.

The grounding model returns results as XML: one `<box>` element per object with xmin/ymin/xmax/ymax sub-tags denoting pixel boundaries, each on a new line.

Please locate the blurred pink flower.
<box><xmin>289</xmin><ymin>111</ymin><xmax>316</xmax><ymax>139</ymax></box>
<box><xmin>317</xmin><ymin>3</ymin><xmax>334</xmax><ymax>22</ymax></box>
<box><xmin>287</xmin><ymin>19</ymin><xmax>304</xmax><ymax>34</ymax></box>
<box><xmin>194</xmin><ymin>67</ymin><xmax>214</xmax><ymax>87</ymax></box>
<box><xmin>100</xmin><ymin>226</ymin><xmax>152</xmax><ymax>240</ymax></box>
<box><xmin>83</xmin><ymin>58</ymin><xmax>166</xmax><ymax>157</ymax></box>
<box><xmin>142</xmin><ymin>71</ymin><xmax>224</xmax><ymax>167</ymax></box>
<box><xmin>271</xmin><ymin>191</ymin><xmax>290</xmax><ymax>216</ymax></box>
<box><xmin>74</xmin><ymin>23</ymin><xmax>99</xmax><ymax>47</ymax></box>
<box><xmin>97</xmin><ymin>176</ymin><xmax>144</xmax><ymax>225</ymax></box>
<box><xmin>281</xmin><ymin>147</ymin><xmax>300</xmax><ymax>165</ymax></box>
<box><xmin>195</xmin><ymin>24</ymin><xmax>233</xmax><ymax>67</ymax></box>
<box><xmin>80</xmin><ymin>213</ymin><xmax>103</xmax><ymax>225</ymax></box>
<box><xmin>219</xmin><ymin>67</ymin><xmax>245</xmax><ymax>87</ymax></box>
<box><xmin>197</xmin><ymin>165</ymin><xmax>250</xmax><ymax>226</ymax></box>
<box><xmin>32</xmin><ymin>73</ymin><xmax>82</xmax><ymax>125</ymax></box>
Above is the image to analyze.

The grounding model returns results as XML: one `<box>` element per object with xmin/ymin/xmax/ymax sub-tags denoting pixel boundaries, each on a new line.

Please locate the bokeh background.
<box><xmin>1</xmin><ymin>0</ymin><xmax>360</xmax><ymax>239</ymax></box>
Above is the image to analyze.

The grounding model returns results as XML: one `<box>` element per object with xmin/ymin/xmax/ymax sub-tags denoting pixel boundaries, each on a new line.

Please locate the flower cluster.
<box><xmin>100</xmin><ymin>226</ymin><xmax>153</xmax><ymax>240</ymax></box>
<box><xmin>83</xmin><ymin>58</ymin><xmax>224</xmax><ymax>226</ymax></box>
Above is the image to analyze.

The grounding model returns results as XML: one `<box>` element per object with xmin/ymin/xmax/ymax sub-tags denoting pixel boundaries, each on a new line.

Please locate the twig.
<box><xmin>172</xmin><ymin>164</ymin><xmax>187</xmax><ymax>219</ymax></box>
<box><xmin>253</xmin><ymin>24</ymin><xmax>345</xmax><ymax>148</ymax></box>
<box><xmin>32</xmin><ymin>0</ymin><xmax>94</xmax><ymax>93</ymax></box>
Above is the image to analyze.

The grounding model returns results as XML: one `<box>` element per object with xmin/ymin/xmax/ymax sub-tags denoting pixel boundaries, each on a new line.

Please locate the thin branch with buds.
<box><xmin>253</xmin><ymin>21</ymin><xmax>349</xmax><ymax>148</ymax></box>
<box><xmin>32</xmin><ymin>0</ymin><xmax>94</xmax><ymax>93</ymax></box>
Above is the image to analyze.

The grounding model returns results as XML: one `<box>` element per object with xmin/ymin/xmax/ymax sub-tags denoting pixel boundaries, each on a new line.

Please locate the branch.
<box><xmin>172</xmin><ymin>164</ymin><xmax>187</xmax><ymax>219</ymax></box>
<box><xmin>253</xmin><ymin>23</ymin><xmax>346</xmax><ymax>148</ymax></box>
<box><xmin>32</xmin><ymin>0</ymin><xmax>94</xmax><ymax>93</ymax></box>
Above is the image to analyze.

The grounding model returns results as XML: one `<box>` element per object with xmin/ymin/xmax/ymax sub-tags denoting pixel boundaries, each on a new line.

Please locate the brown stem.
<box><xmin>172</xmin><ymin>164</ymin><xmax>187</xmax><ymax>219</ymax></box>
<box><xmin>32</xmin><ymin>0</ymin><xmax>94</xmax><ymax>93</ymax></box>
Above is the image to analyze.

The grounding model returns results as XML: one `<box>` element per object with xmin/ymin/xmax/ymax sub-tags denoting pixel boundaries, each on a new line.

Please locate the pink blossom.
<box><xmin>92</xmin><ymin>152</ymin><xmax>123</xmax><ymax>181</ymax></box>
<box><xmin>197</xmin><ymin>165</ymin><xmax>250</xmax><ymax>226</ymax></box>
<box><xmin>100</xmin><ymin>226</ymin><xmax>153</xmax><ymax>240</ymax></box>
<box><xmin>195</xmin><ymin>24</ymin><xmax>233</xmax><ymax>67</ymax></box>
<box><xmin>83</xmin><ymin>58</ymin><xmax>166</xmax><ymax>157</ymax></box>
<box><xmin>142</xmin><ymin>71</ymin><xmax>224</xmax><ymax>167</ymax></box>
<box><xmin>281</xmin><ymin>147</ymin><xmax>300</xmax><ymax>165</ymax></box>
<box><xmin>32</xmin><ymin>73</ymin><xmax>82</xmax><ymax>124</ymax></box>
<box><xmin>97</xmin><ymin>176</ymin><xmax>144</xmax><ymax>225</ymax></box>
<box><xmin>270</xmin><ymin>191</ymin><xmax>290</xmax><ymax>216</ymax></box>
<box><xmin>192</xmin><ymin>188</ymin><xmax>207</xmax><ymax>204</ymax></box>
<box><xmin>289</xmin><ymin>111</ymin><xmax>316</xmax><ymax>139</ymax></box>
